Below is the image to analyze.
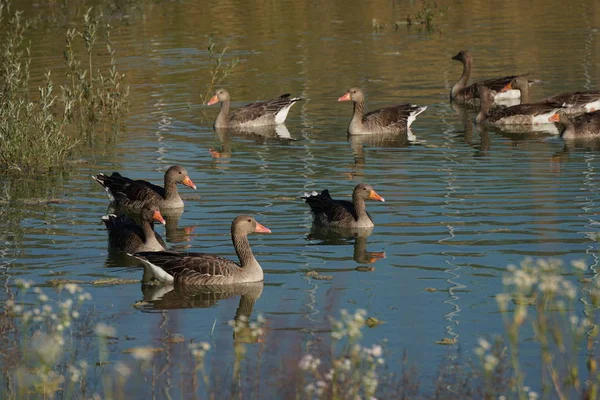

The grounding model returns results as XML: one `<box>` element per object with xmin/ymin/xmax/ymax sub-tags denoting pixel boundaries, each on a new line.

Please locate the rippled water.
<box><xmin>2</xmin><ymin>0</ymin><xmax>600</xmax><ymax>395</ymax></box>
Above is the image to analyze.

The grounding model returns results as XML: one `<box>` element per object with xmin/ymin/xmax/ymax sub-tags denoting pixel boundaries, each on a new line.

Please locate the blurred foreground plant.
<box><xmin>476</xmin><ymin>258</ymin><xmax>600</xmax><ymax>400</ymax></box>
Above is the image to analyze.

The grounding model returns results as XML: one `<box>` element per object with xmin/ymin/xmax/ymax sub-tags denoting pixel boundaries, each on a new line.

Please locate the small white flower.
<box><xmin>95</xmin><ymin>323</ymin><xmax>116</xmax><ymax>337</ymax></box>
<box><xmin>478</xmin><ymin>338</ymin><xmax>491</xmax><ymax>351</ymax></box>
<box><xmin>64</xmin><ymin>283</ymin><xmax>78</xmax><ymax>294</ymax></box>
<box><xmin>130</xmin><ymin>346</ymin><xmax>156</xmax><ymax>362</ymax></box>
<box><xmin>371</xmin><ymin>344</ymin><xmax>383</xmax><ymax>357</ymax></box>
<box><xmin>572</xmin><ymin>259</ymin><xmax>587</xmax><ymax>271</ymax></box>
<box><xmin>115</xmin><ymin>362</ymin><xmax>131</xmax><ymax>378</ymax></box>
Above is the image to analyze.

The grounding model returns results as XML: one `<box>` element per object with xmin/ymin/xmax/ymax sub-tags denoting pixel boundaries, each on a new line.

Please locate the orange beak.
<box><xmin>182</xmin><ymin>176</ymin><xmax>196</xmax><ymax>190</ymax></box>
<box><xmin>255</xmin><ymin>222</ymin><xmax>271</xmax><ymax>233</ymax></box>
<box><xmin>206</xmin><ymin>95</ymin><xmax>219</xmax><ymax>106</ymax></box>
<box><xmin>153</xmin><ymin>210</ymin><xmax>166</xmax><ymax>225</ymax></box>
<box><xmin>500</xmin><ymin>82</ymin><xmax>512</xmax><ymax>93</ymax></box>
<box><xmin>548</xmin><ymin>113</ymin><xmax>560</xmax><ymax>123</ymax></box>
<box><xmin>368</xmin><ymin>190</ymin><xmax>385</xmax><ymax>202</ymax></box>
<box><xmin>338</xmin><ymin>92</ymin><xmax>351</xmax><ymax>102</ymax></box>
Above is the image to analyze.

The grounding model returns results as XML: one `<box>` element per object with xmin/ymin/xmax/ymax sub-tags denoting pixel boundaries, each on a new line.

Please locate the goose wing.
<box><xmin>230</xmin><ymin>94</ymin><xmax>299</xmax><ymax>124</ymax></box>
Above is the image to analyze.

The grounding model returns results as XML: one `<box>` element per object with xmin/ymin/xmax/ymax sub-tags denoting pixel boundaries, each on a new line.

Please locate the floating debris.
<box><xmin>304</xmin><ymin>270</ymin><xmax>333</xmax><ymax>280</ymax></box>
<box><xmin>424</xmin><ymin>287</ymin><xmax>437</xmax><ymax>292</ymax></box>
<box><xmin>436</xmin><ymin>338</ymin><xmax>457</xmax><ymax>345</ymax></box>
<box><xmin>160</xmin><ymin>334</ymin><xmax>185</xmax><ymax>344</ymax></box>
<box><xmin>48</xmin><ymin>278</ymin><xmax>139</xmax><ymax>286</ymax></box>
<box><xmin>355</xmin><ymin>266</ymin><xmax>375</xmax><ymax>272</ymax></box>
<box><xmin>366</xmin><ymin>317</ymin><xmax>383</xmax><ymax>328</ymax></box>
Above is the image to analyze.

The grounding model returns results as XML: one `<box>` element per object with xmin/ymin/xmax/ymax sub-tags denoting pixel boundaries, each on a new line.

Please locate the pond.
<box><xmin>2</xmin><ymin>0</ymin><xmax>600</xmax><ymax>398</ymax></box>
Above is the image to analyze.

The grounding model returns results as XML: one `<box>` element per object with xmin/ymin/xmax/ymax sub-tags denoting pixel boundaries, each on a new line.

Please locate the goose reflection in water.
<box><xmin>307</xmin><ymin>226</ymin><xmax>385</xmax><ymax>265</ymax></box>
<box><xmin>347</xmin><ymin>130</ymin><xmax>417</xmax><ymax>178</ymax></box>
<box><xmin>209</xmin><ymin>125</ymin><xmax>295</xmax><ymax>159</ymax></box>
<box><xmin>140</xmin><ymin>281</ymin><xmax>264</xmax><ymax>342</ymax></box>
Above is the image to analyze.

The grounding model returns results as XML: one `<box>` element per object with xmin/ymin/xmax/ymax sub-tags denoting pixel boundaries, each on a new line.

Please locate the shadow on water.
<box><xmin>306</xmin><ymin>226</ymin><xmax>385</xmax><ymax>265</ymax></box>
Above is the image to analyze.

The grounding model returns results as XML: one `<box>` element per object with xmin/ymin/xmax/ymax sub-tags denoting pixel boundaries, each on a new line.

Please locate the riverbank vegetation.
<box><xmin>0</xmin><ymin>0</ymin><xmax>128</xmax><ymax>173</ymax></box>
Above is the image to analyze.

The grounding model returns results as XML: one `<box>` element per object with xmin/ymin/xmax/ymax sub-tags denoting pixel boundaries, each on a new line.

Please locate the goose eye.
<box><xmin>247</xmin><ymin>219</ymin><xmax>251</xmax><ymax>223</ymax></box>
<box><xmin>178</xmin><ymin>171</ymin><xmax>182</xmax><ymax>174</ymax></box>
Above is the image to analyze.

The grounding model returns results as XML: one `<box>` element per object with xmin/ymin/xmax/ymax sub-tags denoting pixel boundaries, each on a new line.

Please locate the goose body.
<box><xmin>475</xmin><ymin>84</ymin><xmax>560</xmax><ymax>127</ymax></box>
<box><xmin>207</xmin><ymin>88</ymin><xmax>301</xmax><ymax>128</ymax></box>
<box><xmin>541</xmin><ymin>91</ymin><xmax>600</xmax><ymax>116</ymax></box>
<box><xmin>549</xmin><ymin>110</ymin><xmax>600</xmax><ymax>139</ymax></box>
<box><xmin>450</xmin><ymin>50</ymin><xmax>538</xmax><ymax>105</ymax></box>
<box><xmin>303</xmin><ymin>183</ymin><xmax>385</xmax><ymax>229</ymax></box>
<box><xmin>93</xmin><ymin>165</ymin><xmax>196</xmax><ymax>210</ymax></box>
<box><xmin>338</xmin><ymin>87</ymin><xmax>427</xmax><ymax>135</ymax></box>
<box><xmin>102</xmin><ymin>204</ymin><xmax>166</xmax><ymax>253</ymax></box>
<box><xmin>133</xmin><ymin>215</ymin><xmax>271</xmax><ymax>285</ymax></box>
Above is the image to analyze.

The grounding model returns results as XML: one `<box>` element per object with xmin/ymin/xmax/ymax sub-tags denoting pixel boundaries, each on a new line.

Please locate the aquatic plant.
<box><xmin>0</xmin><ymin>1</ymin><xmax>76</xmax><ymax>173</ymax></box>
<box><xmin>0</xmin><ymin>1</ymin><xmax>129</xmax><ymax>173</ymax></box>
<box><xmin>1</xmin><ymin>280</ymin><xmax>93</xmax><ymax>398</ymax></box>
<box><xmin>407</xmin><ymin>1</ymin><xmax>448</xmax><ymax>33</ymax></box>
<box><xmin>61</xmin><ymin>7</ymin><xmax>129</xmax><ymax>132</ymax></box>
<box><xmin>200</xmin><ymin>35</ymin><xmax>239</xmax><ymax>106</ymax></box>
<box><xmin>477</xmin><ymin>258</ymin><xmax>600</xmax><ymax>400</ymax></box>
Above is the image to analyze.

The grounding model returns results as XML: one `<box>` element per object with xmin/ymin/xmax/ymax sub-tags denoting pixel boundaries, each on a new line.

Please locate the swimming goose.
<box><xmin>450</xmin><ymin>50</ymin><xmax>538</xmax><ymax>105</ymax></box>
<box><xmin>475</xmin><ymin>85</ymin><xmax>560</xmax><ymax>126</ymax></box>
<box><xmin>207</xmin><ymin>88</ymin><xmax>301</xmax><ymax>128</ymax></box>
<box><xmin>102</xmin><ymin>203</ymin><xmax>166</xmax><ymax>253</ymax></box>
<box><xmin>502</xmin><ymin>76</ymin><xmax>600</xmax><ymax>117</ymax></box>
<box><xmin>338</xmin><ymin>87</ymin><xmax>427</xmax><ymax>135</ymax></box>
<box><xmin>549</xmin><ymin>110</ymin><xmax>600</xmax><ymax>139</ymax></box>
<box><xmin>133</xmin><ymin>215</ymin><xmax>271</xmax><ymax>285</ymax></box>
<box><xmin>93</xmin><ymin>165</ymin><xmax>196</xmax><ymax>210</ymax></box>
<box><xmin>303</xmin><ymin>183</ymin><xmax>385</xmax><ymax>229</ymax></box>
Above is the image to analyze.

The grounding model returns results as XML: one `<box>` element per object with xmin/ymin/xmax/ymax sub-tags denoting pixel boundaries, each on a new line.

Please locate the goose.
<box><xmin>502</xmin><ymin>76</ymin><xmax>600</xmax><ymax>117</ymax></box>
<box><xmin>102</xmin><ymin>203</ymin><xmax>166</xmax><ymax>253</ymax></box>
<box><xmin>302</xmin><ymin>183</ymin><xmax>385</xmax><ymax>229</ymax></box>
<box><xmin>207</xmin><ymin>88</ymin><xmax>301</xmax><ymax>128</ymax></box>
<box><xmin>93</xmin><ymin>165</ymin><xmax>196</xmax><ymax>210</ymax></box>
<box><xmin>475</xmin><ymin>85</ymin><xmax>560</xmax><ymax>126</ymax></box>
<box><xmin>450</xmin><ymin>50</ymin><xmax>539</xmax><ymax>105</ymax></box>
<box><xmin>132</xmin><ymin>215</ymin><xmax>271</xmax><ymax>285</ymax></box>
<box><xmin>338</xmin><ymin>87</ymin><xmax>427</xmax><ymax>135</ymax></box>
<box><xmin>549</xmin><ymin>110</ymin><xmax>600</xmax><ymax>140</ymax></box>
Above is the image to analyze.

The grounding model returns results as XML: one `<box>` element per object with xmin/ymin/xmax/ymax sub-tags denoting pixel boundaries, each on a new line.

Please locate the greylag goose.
<box><xmin>541</xmin><ymin>90</ymin><xmax>600</xmax><ymax>116</ymax></box>
<box><xmin>93</xmin><ymin>165</ymin><xmax>196</xmax><ymax>210</ymax></box>
<box><xmin>338</xmin><ymin>87</ymin><xmax>427</xmax><ymax>135</ymax></box>
<box><xmin>475</xmin><ymin>85</ymin><xmax>560</xmax><ymax>126</ymax></box>
<box><xmin>102</xmin><ymin>203</ymin><xmax>166</xmax><ymax>253</ymax></box>
<box><xmin>450</xmin><ymin>50</ymin><xmax>539</xmax><ymax>105</ymax></box>
<box><xmin>303</xmin><ymin>183</ymin><xmax>385</xmax><ymax>229</ymax></box>
<box><xmin>502</xmin><ymin>76</ymin><xmax>600</xmax><ymax>117</ymax></box>
<box><xmin>207</xmin><ymin>88</ymin><xmax>301</xmax><ymax>128</ymax></box>
<box><xmin>133</xmin><ymin>215</ymin><xmax>271</xmax><ymax>285</ymax></box>
<box><xmin>549</xmin><ymin>110</ymin><xmax>600</xmax><ymax>139</ymax></box>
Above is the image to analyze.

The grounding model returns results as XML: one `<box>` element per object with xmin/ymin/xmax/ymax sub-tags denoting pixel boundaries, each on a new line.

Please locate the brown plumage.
<box><xmin>93</xmin><ymin>165</ymin><xmax>196</xmax><ymax>210</ymax></box>
<box><xmin>541</xmin><ymin>91</ymin><xmax>600</xmax><ymax>116</ymax></box>
<box><xmin>450</xmin><ymin>50</ymin><xmax>539</xmax><ymax>105</ymax></box>
<box><xmin>102</xmin><ymin>203</ymin><xmax>166</xmax><ymax>253</ymax></box>
<box><xmin>207</xmin><ymin>88</ymin><xmax>301</xmax><ymax>128</ymax></box>
<box><xmin>133</xmin><ymin>215</ymin><xmax>271</xmax><ymax>285</ymax></box>
<box><xmin>302</xmin><ymin>183</ymin><xmax>385</xmax><ymax>229</ymax></box>
<box><xmin>549</xmin><ymin>110</ymin><xmax>600</xmax><ymax>140</ymax></box>
<box><xmin>475</xmin><ymin>84</ymin><xmax>560</xmax><ymax>126</ymax></box>
<box><xmin>338</xmin><ymin>87</ymin><xmax>427</xmax><ymax>135</ymax></box>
